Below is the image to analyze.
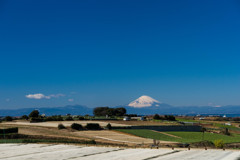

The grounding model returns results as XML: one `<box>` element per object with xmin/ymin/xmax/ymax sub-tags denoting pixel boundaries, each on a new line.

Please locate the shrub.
<box><xmin>233</xmin><ymin>117</ymin><xmax>240</xmax><ymax>122</ymax></box>
<box><xmin>45</xmin><ymin>116</ymin><xmax>54</xmax><ymax>121</ymax></box>
<box><xmin>58</xmin><ymin>124</ymin><xmax>66</xmax><ymax>130</ymax></box>
<box><xmin>89</xmin><ymin>140</ymin><xmax>97</xmax><ymax>144</ymax></box>
<box><xmin>214</xmin><ymin>139</ymin><xmax>224</xmax><ymax>148</ymax></box>
<box><xmin>215</xmin><ymin>117</ymin><xmax>230</xmax><ymax>121</ymax></box>
<box><xmin>71</xmin><ymin>123</ymin><xmax>83</xmax><ymax>130</ymax></box>
<box><xmin>221</xmin><ymin>128</ymin><xmax>230</xmax><ymax>136</ymax></box>
<box><xmin>192</xmin><ymin>140</ymin><xmax>214</xmax><ymax>147</ymax></box>
<box><xmin>164</xmin><ymin>115</ymin><xmax>176</xmax><ymax>121</ymax></box>
<box><xmin>124</xmin><ymin>114</ymin><xmax>138</xmax><ymax>117</ymax></box>
<box><xmin>30</xmin><ymin>117</ymin><xmax>44</xmax><ymax>123</ymax></box>
<box><xmin>4</xmin><ymin>116</ymin><xmax>13</xmax><ymax>121</ymax></box>
<box><xmin>85</xmin><ymin>123</ymin><xmax>101</xmax><ymax>130</ymax></box>
<box><xmin>55</xmin><ymin>115</ymin><xmax>63</xmax><ymax>121</ymax></box>
<box><xmin>78</xmin><ymin>116</ymin><xmax>85</xmax><ymax>120</ymax></box>
<box><xmin>21</xmin><ymin>115</ymin><xmax>29</xmax><ymax>120</ymax></box>
<box><xmin>0</xmin><ymin>127</ymin><xmax>18</xmax><ymax>134</ymax></box>
<box><xmin>65</xmin><ymin>116</ymin><xmax>73</xmax><ymax>121</ymax></box>
<box><xmin>106</xmin><ymin>123</ymin><xmax>112</xmax><ymax>130</ymax></box>
<box><xmin>45</xmin><ymin>115</ymin><xmax>63</xmax><ymax>121</ymax></box>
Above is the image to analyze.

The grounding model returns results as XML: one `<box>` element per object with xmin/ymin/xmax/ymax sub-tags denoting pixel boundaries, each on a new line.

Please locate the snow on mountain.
<box><xmin>128</xmin><ymin>95</ymin><xmax>161</xmax><ymax>108</ymax></box>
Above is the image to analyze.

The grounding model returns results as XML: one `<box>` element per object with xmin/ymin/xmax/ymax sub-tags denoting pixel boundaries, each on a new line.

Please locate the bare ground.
<box><xmin>0</xmin><ymin>122</ymin><xmax>175</xmax><ymax>146</ymax></box>
<box><xmin>3</xmin><ymin>120</ymin><xmax>130</xmax><ymax>128</ymax></box>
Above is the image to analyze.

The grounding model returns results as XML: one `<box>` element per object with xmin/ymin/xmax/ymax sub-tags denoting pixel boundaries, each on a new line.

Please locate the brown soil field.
<box><xmin>0</xmin><ymin>122</ymin><xmax>175</xmax><ymax>146</ymax></box>
<box><xmin>72</xmin><ymin>130</ymin><xmax>175</xmax><ymax>145</ymax></box>
<box><xmin>3</xmin><ymin>120</ymin><xmax>130</xmax><ymax>128</ymax></box>
<box><xmin>105</xmin><ymin>120</ymin><xmax>179</xmax><ymax>126</ymax></box>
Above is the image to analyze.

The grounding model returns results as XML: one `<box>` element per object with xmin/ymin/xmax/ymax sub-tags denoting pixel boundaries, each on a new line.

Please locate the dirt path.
<box><xmin>151</xmin><ymin>130</ymin><xmax>182</xmax><ymax>138</ymax></box>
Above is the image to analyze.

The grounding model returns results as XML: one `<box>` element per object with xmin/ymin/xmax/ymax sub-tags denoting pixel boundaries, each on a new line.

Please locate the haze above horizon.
<box><xmin>1</xmin><ymin>0</ymin><xmax>240</xmax><ymax>109</ymax></box>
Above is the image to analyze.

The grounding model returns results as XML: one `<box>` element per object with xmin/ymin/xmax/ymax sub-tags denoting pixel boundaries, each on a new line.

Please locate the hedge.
<box><xmin>0</xmin><ymin>128</ymin><xmax>18</xmax><ymax>134</ymax></box>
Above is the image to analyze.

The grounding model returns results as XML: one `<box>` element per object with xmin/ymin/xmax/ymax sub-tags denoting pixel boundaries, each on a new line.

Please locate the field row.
<box><xmin>0</xmin><ymin>144</ymin><xmax>239</xmax><ymax>160</ymax></box>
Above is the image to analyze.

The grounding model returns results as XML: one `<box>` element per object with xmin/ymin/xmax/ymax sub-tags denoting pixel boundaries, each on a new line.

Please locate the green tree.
<box><xmin>222</xmin><ymin>128</ymin><xmax>230</xmax><ymax>136</ymax></box>
<box><xmin>21</xmin><ymin>115</ymin><xmax>29</xmax><ymax>120</ymax></box>
<box><xmin>93</xmin><ymin>107</ymin><xmax>109</xmax><ymax>116</ymax></box>
<box><xmin>4</xmin><ymin>116</ymin><xmax>13</xmax><ymax>121</ymax></box>
<box><xmin>93</xmin><ymin>107</ymin><xmax>127</xmax><ymax>117</ymax></box>
<box><xmin>153</xmin><ymin>114</ymin><xmax>161</xmax><ymax>120</ymax></box>
<box><xmin>29</xmin><ymin>110</ymin><xmax>39</xmax><ymax>118</ymax></box>
<box><xmin>164</xmin><ymin>115</ymin><xmax>176</xmax><ymax>121</ymax></box>
<box><xmin>115</xmin><ymin>108</ymin><xmax>126</xmax><ymax>116</ymax></box>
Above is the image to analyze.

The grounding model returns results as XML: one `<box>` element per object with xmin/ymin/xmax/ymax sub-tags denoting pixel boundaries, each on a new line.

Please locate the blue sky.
<box><xmin>1</xmin><ymin>0</ymin><xmax>240</xmax><ymax>109</ymax></box>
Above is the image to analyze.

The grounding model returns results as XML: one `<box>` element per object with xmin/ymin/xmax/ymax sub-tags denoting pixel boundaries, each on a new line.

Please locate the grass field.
<box><xmin>176</xmin><ymin>118</ymin><xmax>199</xmax><ymax>123</ymax></box>
<box><xmin>213</xmin><ymin>123</ymin><xmax>240</xmax><ymax>131</ymax></box>
<box><xmin>116</xmin><ymin>129</ymin><xmax>240</xmax><ymax>143</ymax></box>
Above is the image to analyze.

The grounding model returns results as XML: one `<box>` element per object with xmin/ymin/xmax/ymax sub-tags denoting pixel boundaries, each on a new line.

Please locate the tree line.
<box><xmin>93</xmin><ymin>107</ymin><xmax>126</xmax><ymax>116</ymax></box>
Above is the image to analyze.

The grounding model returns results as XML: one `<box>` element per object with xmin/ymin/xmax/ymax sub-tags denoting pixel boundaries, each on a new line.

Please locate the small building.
<box><xmin>225</xmin><ymin>122</ymin><xmax>231</xmax><ymax>126</ymax></box>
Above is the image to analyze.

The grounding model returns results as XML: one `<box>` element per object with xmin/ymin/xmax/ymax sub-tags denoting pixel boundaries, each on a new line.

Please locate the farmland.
<box><xmin>0</xmin><ymin>122</ymin><xmax>157</xmax><ymax>146</ymax></box>
<box><xmin>1</xmin><ymin>117</ymin><xmax>240</xmax><ymax>148</ymax></box>
<box><xmin>0</xmin><ymin>117</ymin><xmax>240</xmax><ymax>160</ymax></box>
<box><xmin>117</xmin><ymin>129</ymin><xmax>240</xmax><ymax>143</ymax></box>
<box><xmin>0</xmin><ymin>144</ymin><xmax>239</xmax><ymax>160</ymax></box>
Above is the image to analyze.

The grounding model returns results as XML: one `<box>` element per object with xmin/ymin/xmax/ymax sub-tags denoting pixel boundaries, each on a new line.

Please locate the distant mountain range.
<box><xmin>119</xmin><ymin>95</ymin><xmax>240</xmax><ymax>115</ymax></box>
<box><xmin>122</xmin><ymin>104</ymin><xmax>240</xmax><ymax>115</ymax></box>
<box><xmin>1</xmin><ymin>95</ymin><xmax>240</xmax><ymax>116</ymax></box>
<box><xmin>0</xmin><ymin>105</ymin><xmax>92</xmax><ymax>117</ymax></box>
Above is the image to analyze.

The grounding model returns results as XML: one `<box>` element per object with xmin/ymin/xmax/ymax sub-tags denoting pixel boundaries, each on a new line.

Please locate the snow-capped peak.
<box><xmin>128</xmin><ymin>95</ymin><xmax>161</xmax><ymax>108</ymax></box>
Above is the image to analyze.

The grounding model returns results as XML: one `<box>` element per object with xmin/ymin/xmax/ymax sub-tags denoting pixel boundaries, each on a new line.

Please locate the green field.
<box><xmin>176</xmin><ymin>118</ymin><xmax>199</xmax><ymax>123</ymax></box>
<box><xmin>116</xmin><ymin>129</ymin><xmax>240</xmax><ymax>143</ymax></box>
<box><xmin>213</xmin><ymin>123</ymin><xmax>240</xmax><ymax>131</ymax></box>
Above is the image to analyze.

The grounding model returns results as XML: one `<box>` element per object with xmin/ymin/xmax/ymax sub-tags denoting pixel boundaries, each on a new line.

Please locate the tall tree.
<box><xmin>29</xmin><ymin>110</ymin><xmax>39</xmax><ymax>118</ymax></box>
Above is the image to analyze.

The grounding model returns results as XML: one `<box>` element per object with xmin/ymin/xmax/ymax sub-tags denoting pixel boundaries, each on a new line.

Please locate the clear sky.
<box><xmin>1</xmin><ymin>0</ymin><xmax>240</xmax><ymax>109</ymax></box>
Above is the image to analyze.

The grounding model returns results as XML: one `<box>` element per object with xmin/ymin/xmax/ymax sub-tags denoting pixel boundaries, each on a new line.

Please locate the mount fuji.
<box><xmin>128</xmin><ymin>95</ymin><xmax>161</xmax><ymax>108</ymax></box>
<box><xmin>120</xmin><ymin>95</ymin><xmax>175</xmax><ymax>115</ymax></box>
